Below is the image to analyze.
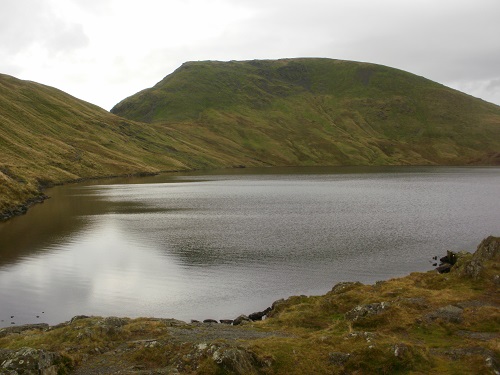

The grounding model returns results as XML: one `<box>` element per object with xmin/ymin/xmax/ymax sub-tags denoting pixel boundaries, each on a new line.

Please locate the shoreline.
<box><xmin>0</xmin><ymin>170</ymin><xmax>169</xmax><ymax>222</ymax></box>
<box><xmin>0</xmin><ymin>245</ymin><xmax>476</xmax><ymax>330</ymax></box>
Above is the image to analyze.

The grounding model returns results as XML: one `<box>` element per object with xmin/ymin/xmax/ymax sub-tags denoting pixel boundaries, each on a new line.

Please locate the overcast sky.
<box><xmin>1</xmin><ymin>0</ymin><xmax>499</xmax><ymax>110</ymax></box>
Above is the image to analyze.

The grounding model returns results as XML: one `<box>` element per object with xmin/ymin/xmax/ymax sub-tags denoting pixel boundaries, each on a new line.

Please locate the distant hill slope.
<box><xmin>112</xmin><ymin>58</ymin><xmax>500</xmax><ymax>166</ymax></box>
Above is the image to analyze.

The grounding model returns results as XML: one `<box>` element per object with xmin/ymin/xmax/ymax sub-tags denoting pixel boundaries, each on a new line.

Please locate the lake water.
<box><xmin>0</xmin><ymin>166</ymin><xmax>499</xmax><ymax>327</ymax></box>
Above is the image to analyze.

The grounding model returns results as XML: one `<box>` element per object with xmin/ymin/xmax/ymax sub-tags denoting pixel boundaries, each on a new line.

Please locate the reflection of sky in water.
<box><xmin>0</xmin><ymin>220</ymin><xmax>185</xmax><ymax>324</ymax></box>
<box><xmin>0</xmin><ymin>167</ymin><xmax>499</xmax><ymax>327</ymax></box>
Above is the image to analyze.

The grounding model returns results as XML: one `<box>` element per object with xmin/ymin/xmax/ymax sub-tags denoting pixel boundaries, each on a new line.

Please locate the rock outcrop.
<box><xmin>459</xmin><ymin>236</ymin><xmax>500</xmax><ymax>280</ymax></box>
<box><xmin>232</xmin><ymin>315</ymin><xmax>251</xmax><ymax>326</ymax></box>
<box><xmin>0</xmin><ymin>347</ymin><xmax>69</xmax><ymax>375</ymax></box>
<box><xmin>208</xmin><ymin>343</ymin><xmax>259</xmax><ymax>375</ymax></box>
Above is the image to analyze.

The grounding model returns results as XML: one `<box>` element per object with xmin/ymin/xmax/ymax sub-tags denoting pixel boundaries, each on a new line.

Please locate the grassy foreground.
<box><xmin>1</xmin><ymin>236</ymin><xmax>498</xmax><ymax>374</ymax></box>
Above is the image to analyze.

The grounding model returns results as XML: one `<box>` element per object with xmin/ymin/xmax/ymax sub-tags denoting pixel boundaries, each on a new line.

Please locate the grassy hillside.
<box><xmin>112</xmin><ymin>58</ymin><xmax>500</xmax><ymax>166</ymax></box>
<box><xmin>0</xmin><ymin>74</ymin><xmax>262</xmax><ymax>216</ymax></box>
<box><xmin>1</xmin><ymin>236</ymin><xmax>498</xmax><ymax>374</ymax></box>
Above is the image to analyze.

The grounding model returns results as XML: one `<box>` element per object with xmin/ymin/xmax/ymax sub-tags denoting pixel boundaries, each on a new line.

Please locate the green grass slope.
<box><xmin>112</xmin><ymin>58</ymin><xmax>500</xmax><ymax>167</ymax></box>
<box><xmin>0</xmin><ymin>74</ymin><xmax>255</xmax><ymax>216</ymax></box>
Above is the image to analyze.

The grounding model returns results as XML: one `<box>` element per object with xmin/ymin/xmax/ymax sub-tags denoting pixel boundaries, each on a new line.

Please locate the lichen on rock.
<box><xmin>0</xmin><ymin>347</ymin><xmax>69</xmax><ymax>375</ymax></box>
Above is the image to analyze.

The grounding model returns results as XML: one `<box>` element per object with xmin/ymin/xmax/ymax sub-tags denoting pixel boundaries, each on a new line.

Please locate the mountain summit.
<box><xmin>112</xmin><ymin>58</ymin><xmax>500</xmax><ymax>166</ymax></box>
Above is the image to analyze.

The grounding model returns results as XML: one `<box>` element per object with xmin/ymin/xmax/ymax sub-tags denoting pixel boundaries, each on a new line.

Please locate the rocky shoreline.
<box><xmin>0</xmin><ymin>171</ymin><xmax>164</xmax><ymax>222</ymax></box>
<box><xmin>0</xmin><ymin>194</ymin><xmax>49</xmax><ymax>221</ymax></box>
<box><xmin>0</xmin><ymin>236</ymin><xmax>499</xmax><ymax>374</ymax></box>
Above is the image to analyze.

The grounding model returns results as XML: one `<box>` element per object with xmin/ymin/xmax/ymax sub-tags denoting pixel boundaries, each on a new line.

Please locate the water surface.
<box><xmin>0</xmin><ymin>166</ymin><xmax>499</xmax><ymax>327</ymax></box>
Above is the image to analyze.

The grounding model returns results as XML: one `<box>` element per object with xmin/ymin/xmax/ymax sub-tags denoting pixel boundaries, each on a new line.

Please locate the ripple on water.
<box><xmin>0</xmin><ymin>166</ymin><xmax>499</xmax><ymax>326</ymax></box>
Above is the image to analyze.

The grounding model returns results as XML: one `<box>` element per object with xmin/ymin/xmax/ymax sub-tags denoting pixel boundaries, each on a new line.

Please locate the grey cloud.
<box><xmin>0</xmin><ymin>0</ymin><xmax>49</xmax><ymax>53</ymax></box>
<box><xmin>0</xmin><ymin>0</ymin><xmax>88</xmax><ymax>56</ymax></box>
<box><xmin>2</xmin><ymin>0</ymin><xmax>499</xmax><ymax>107</ymax></box>
<box><xmin>212</xmin><ymin>0</ymin><xmax>500</xmax><ymax>93</ymax></box>
<box><xmin>486</xmin><ymin>78</ymin><xmax>500</xmax><ymax>91</ymax></box>
<box><xmin>44</xmin><ymin>23</ymin><xmax>89</xmax><ymax>56</ymax></box>
<box><xmin>479</xmin><ymin>78</ymin><xmax>500</xmax><ymax>106</ymax></box>
<box><xmin>129</xmin><ymin>0</ymin><xmax>500</xmax><ymax>106</ymax></box>
<box><xmin>446</xmin><ymin>77</ymin><xmax>500</xmax><ymax>106</ymax></box>
<box><xmin>68</xmin><ymin>0</ymin><xmax>114</xmax><ymax>13</ymax></box>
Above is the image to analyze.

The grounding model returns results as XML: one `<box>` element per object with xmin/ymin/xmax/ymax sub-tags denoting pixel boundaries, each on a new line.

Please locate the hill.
<box><xmin>0</xmin><ymin>74</ymin><xmax>255</xmax><ymax>217</ymax></box>
<box><xmin>0</xmin><ymin>236</ymin><xmax>498</xmax><ymax>374</ymax></box>
<box><xmin>112</xmin><ymin>58</ymin><xmax>500</xmax><ymax>167</ymax></box>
